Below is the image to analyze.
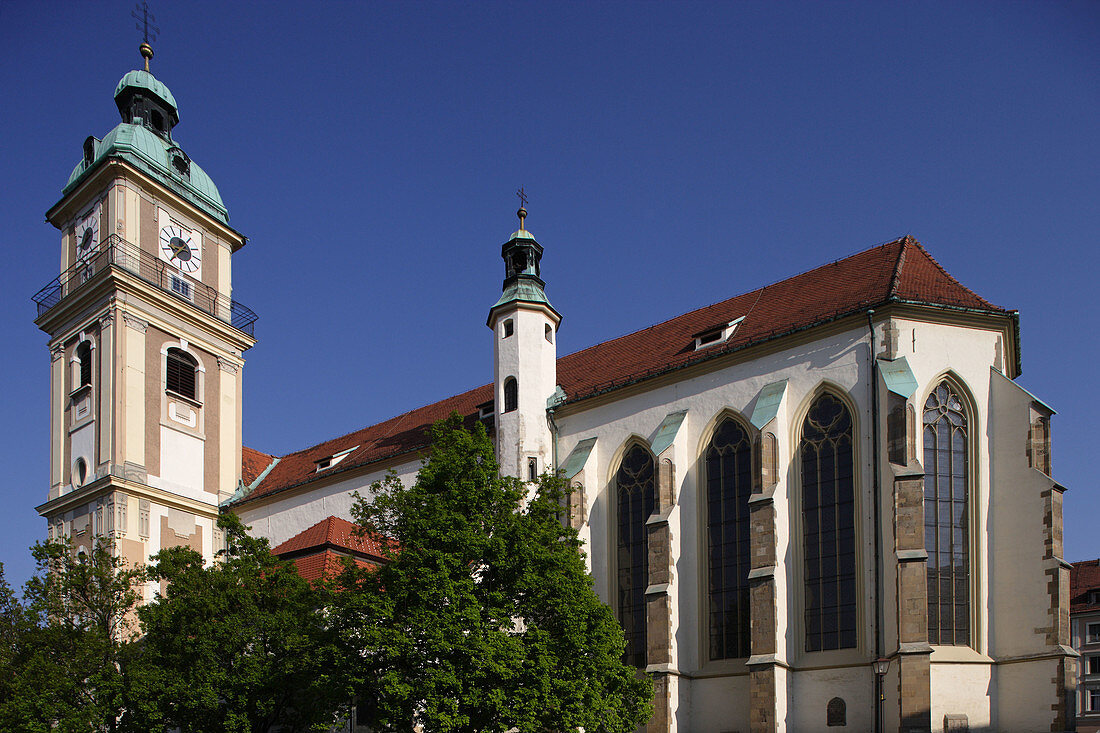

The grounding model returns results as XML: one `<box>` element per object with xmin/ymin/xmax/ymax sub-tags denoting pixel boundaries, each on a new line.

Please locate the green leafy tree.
<box><xmin>128</xmin><ymin>513</ymin><xmax>349</xmax><ymax>733</ymax></box>
<box><xmin>0</xmin><ymin>538</ymin><xmax>145</xmax><ymax>733</ymax></box>
<box><xmin>336</xmin><ymin>414</ymin><xmax>652</xmax><ymax>732</ymax></box>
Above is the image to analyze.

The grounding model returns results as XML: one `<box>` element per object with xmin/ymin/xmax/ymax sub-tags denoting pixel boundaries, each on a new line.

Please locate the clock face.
<box><xmin>160</xmin><ymin>225</ymin><xmax>201</xmax><ymax>273</ymax></box>
<box><xmin>75</xmin><ymin>211</ymin><xmax>99</xmax><ymax>260</ymax></box>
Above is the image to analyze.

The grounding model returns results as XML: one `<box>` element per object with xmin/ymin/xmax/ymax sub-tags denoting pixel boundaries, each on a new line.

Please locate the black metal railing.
<box><xmin>32</xmin><ymin>234</ymin><xmax>257</xmax><ymax>336</ymax></box>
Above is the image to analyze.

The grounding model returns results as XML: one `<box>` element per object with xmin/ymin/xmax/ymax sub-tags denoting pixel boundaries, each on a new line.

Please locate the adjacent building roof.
<box><xmin>1071</xmin><ymin>559</ymin><xmax>1100</xmax><ymax>615</ymax></box>
<box><xmin>235</xmin><ymin>236</ymin><xmax>1011</xmax><ymax>507</ymax></box>
<box><xmin>242</xmin><ymin>446</ymin><xmax>276</xmax><ymax>486</ymax></box>
<box><xmin>271</xmin><ymin>515</ymin><xmax>389</xmax><ymax>583</ymax></box>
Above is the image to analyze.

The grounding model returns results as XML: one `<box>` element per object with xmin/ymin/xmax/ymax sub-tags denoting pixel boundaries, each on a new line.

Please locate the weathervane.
<box><xmin>516</xmin><ymin>187</ymin><xmax>528</xmax><ymax>230</ymax></box>
<box><xmin>131</xmin><ymin>1</ymin><xmax>160</xmax><ymax>71</ymax></box>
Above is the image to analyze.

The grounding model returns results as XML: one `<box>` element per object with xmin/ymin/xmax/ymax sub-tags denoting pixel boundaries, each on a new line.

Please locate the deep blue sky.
<box><xmin>1</xmin><ymin>1</ymin><xmax>1097</xmax><ymax>591</ymax></box>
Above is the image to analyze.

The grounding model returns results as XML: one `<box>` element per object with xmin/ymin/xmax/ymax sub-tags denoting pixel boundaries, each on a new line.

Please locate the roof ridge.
<box><xmin>557</xmin><ymin>236</ymin><xmax>911</xmax><ymax>367</ymax></box>
<box><xmin>273</xmin><ymin>383</ymin><xmax>492</xmax><ymax>461</ymax></box>
<box><xmin>887</xmin><ymin>237</ymin><xmax>910</xmax><ymax>299</ymax></box>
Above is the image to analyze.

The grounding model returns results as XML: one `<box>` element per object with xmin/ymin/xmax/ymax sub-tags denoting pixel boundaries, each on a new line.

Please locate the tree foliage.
<box><xmin>337</xmin><ymin>414</ymin><xmax>652</xmax><ymax>732</ymax></box>
<box><xmin>0</xmin><ymin>538</ymin><xmax>144</xmax><ymax>733</ymax></box>
<box><xmin>128</xmin><ymin>513</ymin><xmax>348</xmax><ymax>733</ymax></box>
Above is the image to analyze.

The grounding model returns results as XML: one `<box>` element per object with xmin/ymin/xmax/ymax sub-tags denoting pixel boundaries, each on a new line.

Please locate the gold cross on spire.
<box><xmin>131</xmin><ymin>2</ymin><xmax>160</xmax><ymax>71</ymax></box>
<box><xmin>516</xmin><ymin>187</ymin><xmax>528</xmax><ymax>230</ymax></box>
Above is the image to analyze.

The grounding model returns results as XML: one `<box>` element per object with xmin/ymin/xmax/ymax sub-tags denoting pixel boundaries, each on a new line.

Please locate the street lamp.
<box><xmin>872</xmin><ymin>656</ymin><xmax>891</xmax><ymax>733</ymax></box>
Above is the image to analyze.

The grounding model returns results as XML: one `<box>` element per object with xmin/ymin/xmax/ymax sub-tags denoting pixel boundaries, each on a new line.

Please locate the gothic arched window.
<box><xmin>166</xmin><ymin>348</ymin><xmax>198</xmax><ymax>400</ymax></box>
<box><xmin>706</xmin><ymin>417</ymin><xmax>753</xmax><ymax>660</ymax></box>
<box><xmin>800</xmin><ymin>392</ymin><xmax>857</xmax><ymax>652</ymax></box>
<box><xmin>616</xmin><ymin>444</ymin><xmax>655</xmax><ymax>667</ymax></box>
<box><xmin>503</xmin><ymin>377</ymin><xmax>518</xmax><ymax>413</ymax></box>
<box><xmin>924</xmin><ymin>381</ymin><xmax>970</xmax><ymax>645</ymax></box>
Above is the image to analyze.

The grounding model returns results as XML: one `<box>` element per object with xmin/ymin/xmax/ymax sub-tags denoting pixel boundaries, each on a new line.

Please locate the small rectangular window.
<box><xmin>1088</xmin><ymin>655</ymin><xmax>1100</xmax><ymax>675</ymax></box>
<box><xmin>170</xmin><ymin>274</ymin><xmax>193</xmax><ymax>300</ymax></box>
<box><xmin>527</xmin><ymin>457</ymin><xmax>538</xmax><ymax>482</ymax></box>
<box><xmin>503</xmin><ymin>319</ymin><xmax>514</xmax><ymax>338</ymax></box>
<box><xmin>1089</xmin><ymin>622</ymin><xmax>1100</xmax><ymax>644</ymax></box>
<box><xmin>1091</xmin><ymin>688</ymin><xmax>1100</xmax><ymax>711</ymax></box>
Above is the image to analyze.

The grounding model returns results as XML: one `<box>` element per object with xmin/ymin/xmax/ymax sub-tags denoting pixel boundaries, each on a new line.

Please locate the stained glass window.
<box><xmin>924</xmin><ymin>381</ymin><xmax>970</xmax><ymax>646</ymax></box>
<box><xmin>616</xmin><ymin>444</ymin><xmax>655</xmax><ymax>667</ymax></box>
<box><xmin>800</xmin><ymin>393</ymin><xmax>857</xmax><ymax>652</ymax></box>
<box><xmin>706</xmin><ymin>417</ymin><xmax>752</xmax><ymax>659</ymax></box>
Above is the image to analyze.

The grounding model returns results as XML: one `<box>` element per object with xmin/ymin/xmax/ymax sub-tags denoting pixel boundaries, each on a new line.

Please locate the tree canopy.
<box><xmin>336</xmin><ymin>414</ymin><xmax>652</xmax><ymax>732</ymax></box>
<box><xmin>129</xmin><ymin>513</ymin><xmax>349</xmax><ymax>733</ymax></box>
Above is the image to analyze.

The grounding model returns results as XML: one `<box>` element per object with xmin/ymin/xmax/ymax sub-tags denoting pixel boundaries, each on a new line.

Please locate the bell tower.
<box><xmin>486</xmin><ymin>204</ymin><xmax>561</xmax><ymax>480</ymax></box>
<box><xmin>32</xmin><ymin>43</ymin><xmax>256</xmax><ymax>584</ymax></box>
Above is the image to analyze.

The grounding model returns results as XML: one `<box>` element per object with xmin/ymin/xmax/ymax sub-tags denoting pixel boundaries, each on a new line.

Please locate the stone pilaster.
<box><xmin>1043</xmin><ymin>482</ymin><xmax>1074</xmax><ymax>733</ymax></box>
<box><xmin>893</xmin><ymin>460</ymin><xmax>931</xmax><ymax>733</ymax></box>
<box><xmin>746</xmin><ymin>429</ymin><xmax>780</xmax><ymax>733</ymax></box>
<box><xmin>645</xmin><ymin>444</ymin><xmax>677</xmax><ymax>732</ymax></box>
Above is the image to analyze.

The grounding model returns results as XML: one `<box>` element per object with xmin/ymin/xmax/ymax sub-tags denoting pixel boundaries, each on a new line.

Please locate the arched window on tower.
<box><xmin>800</xmin><ymin>392</ymin><xmax>857</xmax><ymax>652</ymax></box>
<box><xmin>503</xmin><ymin>377</ymin><xmax>518</xmax><ymax>413</ymax></box>
<box><xmin>166</xmin><ymin>348</ymin><xmax>198</xmax><ymax>401</ymax></box>
<box><xmin>706</xmin><ymin>417</ymin><xmax>753</xmax><ymax>660</ymax></box>
<box><xmin>76</xmin><ymin>341</ymin><xmax>92</xmax><ymax>389</ymax></box>
<box><xmin>616</xmin><ymin>444</ymin><xmax>655</xmax><ymax>667</ymax></box>
<box><xmin>924</xmin><ymin>381</ymin><xmax>970</xmax><ymax>646</ymax></box>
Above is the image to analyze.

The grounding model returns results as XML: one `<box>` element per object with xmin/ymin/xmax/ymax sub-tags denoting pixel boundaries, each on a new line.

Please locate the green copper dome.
<box><xmin>114</xmin><ymin>69</ymin><xmax>178</xmax><ymax>113</ymax></box>
<box><xmin>62</xmin><ymin>66</ymin><xmax>228</xmax><ymax>224</ymax></box>
<box><xmin>65</xmin><ymin>123</ymin><xmax>227</xmax><ymax>222</ymax></box>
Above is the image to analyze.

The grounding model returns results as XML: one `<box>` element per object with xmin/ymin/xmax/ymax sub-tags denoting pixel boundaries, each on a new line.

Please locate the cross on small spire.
<box><xmin>132</xmin><ymin>2</ymin><xmax>160</xmax><ymax>71</ymax></box>
<box><xmin>516</xmin><ymin>187</ymin><xmax>528</xmax><ymax>230</ymax></box>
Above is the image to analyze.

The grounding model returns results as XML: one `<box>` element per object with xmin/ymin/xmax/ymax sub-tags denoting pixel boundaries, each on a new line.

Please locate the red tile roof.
<box><xmin>271</xmin><ymin>515</ymin><xmax>389</xmax><ymax>561</ymax></box>
<box><xmin>1072</xmin><ymin>559</ymin><xmax>1100</xmax><ymax>615</ymax></box>
<box><xmin>236</xmin><ymin>237</ymin><xmax>1010</xmax><ymax>507</ymax></box>
<box><xmin>285</xmin><ymin>549</ymin><xmax>376</xmax><ymax>584</ymax></box>
<box><xmin>242</xmin><ymin>446</ymin><xmax>276</xmax><ymax>486</ymax></box>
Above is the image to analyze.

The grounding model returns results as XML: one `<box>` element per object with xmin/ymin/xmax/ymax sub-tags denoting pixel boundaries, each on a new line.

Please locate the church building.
<box><xmin>33</xmin><ymin>46</ymin><xmax>1074</xmax><ymax>733</ymax></box>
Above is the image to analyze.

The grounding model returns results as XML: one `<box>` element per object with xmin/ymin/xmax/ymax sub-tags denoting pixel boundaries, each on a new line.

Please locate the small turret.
<box><xmin>487</xmin><ymin>205</ymin><xmax>562</xmax><ymax>480</ymax></box>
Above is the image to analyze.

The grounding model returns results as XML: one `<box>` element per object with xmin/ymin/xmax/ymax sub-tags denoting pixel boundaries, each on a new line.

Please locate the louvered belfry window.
<box><xmin>77</xmin><ymin>342</ymin><xmax>92</xmax><ymax>388</ymax></box>
<box><xmin>924</xmin><ymin>381</ymin><xmax>970</xmax><ymax>645</ymax></box>
<box><xmin>616</xmin><ymin>444</ymin><xmax>655</xmax><ymax>667</ymax></box>
<box><xmin>800</xmin><ymin>393</ymin><xmax>857</xmax><ymax>652</ymax></box>
<box><xmin>166</xmin><ymin>348</ymin><xmax>198</xmax><ymax>400</ymax></box>
<box><xmin>706</xmin><ymin>417</ymin><xmax>753</xmax><ymax>660</ymax></box>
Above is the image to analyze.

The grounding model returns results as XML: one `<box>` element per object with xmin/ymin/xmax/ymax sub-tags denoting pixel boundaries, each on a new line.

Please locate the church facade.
<box><xmin>34</xmin><ymin>49</ymin><xmax>1074</xmax><ymax>733</ymax></box>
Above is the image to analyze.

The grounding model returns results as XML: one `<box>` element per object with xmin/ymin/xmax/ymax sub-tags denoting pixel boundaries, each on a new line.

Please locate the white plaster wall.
<box><xmin>996</xmin><ymin>659</ymin><xmax>1058</xmax><ymax>732</ymax></box>
<box><xmin>930</xmin><ymin>662</ymin><xmax>993</xmax><ymax>730</ymax></box>
<box><xmin>70</xmin><ymin>422</ymin><xmax>95</xmax><ymax>487</ymax></box>
<box><xmin>237</xmin><ymin>458</ymin><xmax>422</xmax><ymax>548</ymax></box>
<box><xmin>492</xmin><ymin>304</ymin><xmax>557</xmax><ymax>480</ymax></box>
<box><xmin>157</xmin><ymin>425</ymin><xmax>204</xmax><ymax>495</ymax></box>
<box><xmin>989</xmin><ymin>370</ymin><xmax>1055</xmax><ymax>659</ymax></box>
<box><xmin>689</xmin><ymin>674</ymin><xmax>749</xmax><ymax>731</ymax></box>
<box><xmin>789</xmin><ymin>666</ymin><xmax>873</xmax><ymax>731</ymax></box>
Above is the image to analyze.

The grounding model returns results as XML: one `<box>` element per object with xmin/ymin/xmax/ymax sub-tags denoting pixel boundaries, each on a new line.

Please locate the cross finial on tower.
<box><xmin>131</xmin><ymin>2</ymin><xmax>160</xmax><ymax>71</ymax></box>
<box><xmin>516</xmin><ymin>187</ymin><xmax>528</xmax><ymax>230</ymax></box>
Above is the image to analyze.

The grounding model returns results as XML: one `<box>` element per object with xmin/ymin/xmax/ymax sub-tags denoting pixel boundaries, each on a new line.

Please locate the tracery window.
<box><xmin>800</xmin><ymin>393</ymin><xmax>857</xmax><ymax>652</ymax></box>
<box><xmin>924</xmin><ymin>381</ymin><xmax>970</xmax><ymax>645</ymax></box>
<box><xmin>166</xmin><ymin>348</ymin><xmax>198</xmax><ymax>400</ymax></box>
<box><xmin>616</xmin><ymin>444</ymin><xmax>655</xmax><ymax>667</ymax></box>
<box><xmin>706</xmin><ymin>417</ymin><xmax>752</xmax><ymax>660</ymax></box>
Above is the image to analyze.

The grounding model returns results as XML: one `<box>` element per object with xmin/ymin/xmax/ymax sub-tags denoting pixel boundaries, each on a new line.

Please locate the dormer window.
<box><xmin>478</xmin><ymin>402</ymin><xmax>494</xmax><ymax>419</ymax></box>
<box><xmin>82</xmin><ymin>136</ymin><xmax>96</xmax><ymax>167</ymax></box>
<box><xmin>316</xmin><ymin>446</ymin><xmax>358</xmax><ymax>472</ymax></box>
<box><xmin>693</xmin><ymin>316</ymin><xmax>745</xmax><ymax>351</ymax></box>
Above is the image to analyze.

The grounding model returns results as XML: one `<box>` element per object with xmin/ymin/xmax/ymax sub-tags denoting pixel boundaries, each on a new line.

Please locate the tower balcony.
<box><xmin>32</xmin><ymin>234</ymin><xmax>257</xmax><ymax>336</ymax></box>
